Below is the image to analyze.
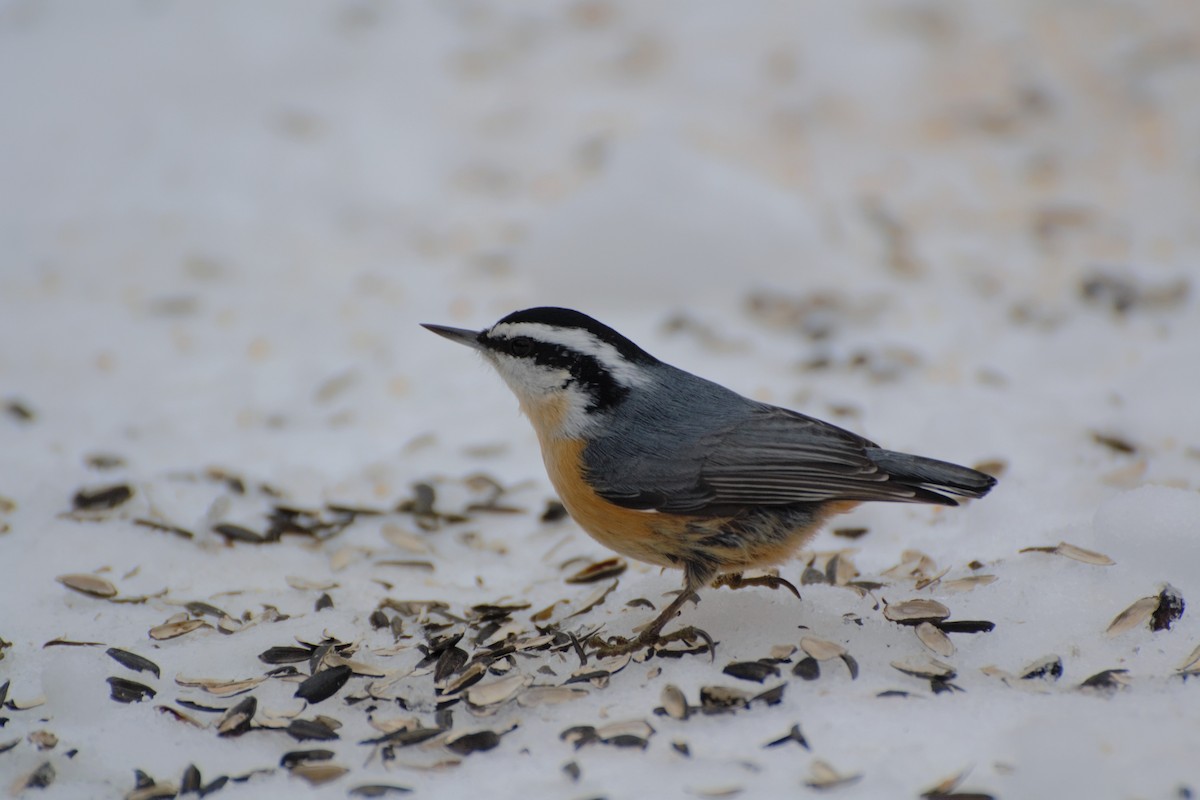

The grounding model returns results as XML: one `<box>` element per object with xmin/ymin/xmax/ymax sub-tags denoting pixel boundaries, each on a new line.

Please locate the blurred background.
<box><xmin>1</xmin><ymin>0</ymin><xmax>1196</xmax><ymax>475</ymax></box>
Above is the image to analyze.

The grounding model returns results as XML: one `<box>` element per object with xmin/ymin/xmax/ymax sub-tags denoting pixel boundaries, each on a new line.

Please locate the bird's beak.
<box><xmin>421</xmin><ymin>323</ymin><xmax>485</xmax><ymax>350</ymax></box>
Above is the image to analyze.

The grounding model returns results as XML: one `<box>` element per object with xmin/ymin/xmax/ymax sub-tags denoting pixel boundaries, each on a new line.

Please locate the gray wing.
<box><xmin>585</xmin><ymin>400</ymin><xmax>978</xmax><ymax>514</ymax></box>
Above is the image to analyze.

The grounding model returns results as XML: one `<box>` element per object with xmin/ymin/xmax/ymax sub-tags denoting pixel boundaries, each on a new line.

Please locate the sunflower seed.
<box><xmin>212</xmin><ymin>523</ymin><xmax>265</xmax><ymax>544</ymax></box>
<box><xmin>804</xmin><ymin>760</ymin><xmax>861</xmax><ymax>790</ymax></box>
<box><xmin>295</xmin><ymin>666</ymin><xmax>352</xmax><ymax>704</ymax></box>
<box><xmin>698</xmin><ymin>686</ymin><xmax>751</xmax><ymax>714</ymax></box>
<box><xmin>348</xmin><ymin>786</ymin><xmax>413</xmax><ymax>797</ymax></box>
<box><xmin>57</xmin><ymin>573</ymin><xmax>117</xmax><ymax>598</ymax></box>
<box><xmin>465</xmin><ymin>673</ymin><xmax>529</xmax><ymax>708</ymax></box>
<box><xmin>792</xmin><ymin>657</ymin><xmax>820</xmax><ymax>681</ymax></box>
<box><xmin>1020</xmin><ymin>655</ymin><xmax>1063</xmax><ymax>681</ymax></box>
<box><xmin>660</xmin><ymin>684</ymin><xmax>689</xmax><ymax>720</ymax></box>
<box><xmin>259</xmin><ymin>646</ymin><xmax>313</xmax><ymax>665</ymax></box>
<box><xmin>175</xmin><ymin>676</ymin><xmax>264</xmax><ymax>696</ymax></box>
<box><xmin>1020</xmin><ymin>542</ymin><xmax>1114</xmax><ymax>566</ymax></box>
<box><xmin>287</xmin><ymin>718</ymin><xmax>340</xmax><ymax>741</ymax></box>
<box><xmin>1178</xmin><ymin>644</ymin><xmax>1200</xmax><ymax>673</ymax></box>
<box><xmin>1106</xmin><ymin>596</ymin><xmax>1159</xmax><ymax>636</ymax></box>
<box><xmin>73</xmin><ymin>484</ymin><xmax>133</xmax><ymax>511</ymax></box>
<box><xmin>108</xmin><ymin>677</ymin><xmax>157</xmax><ymax>703</ymax></box>
<box><xmin>915</xmin><ymin>622</ymin><xmax>955</xmax><ymax>658</ymax></box>
<box><xmin>106</xmin><ymin>648</ymin><xmax>161</xmax><ymax>678</ymax></box>
<box><xmin>14</xmin><ymin>762</ymin><xmax>55</xmax><ymax>791</ymax></box>
<box><xmin>800</xmin><ymin>636</ymin><xmax>846</xmax><ymax>661</ymax></box>
<box><xmin>565</xmin><ymin>557</ymin><xmax>627</xmax><ymax>584</ymax></box>
<box><xmin>883</xmin><ymin>599</ymin><xmax>950</xmax><ymax>624</ymax></box>
<box><xmin>217</xmin><ymin>696</ymin><xmax>257</xmax><ymax>737</ymax></box>
<box><xmin>290</xmin><ymin>763</ymin><xmax>348</xmax><ymax>785</ymax></box>
<box><xmin>933</xmin><ymin>620</ymin><xmax>995</xmax><ymax>634</ymax></box>
<box><xmin>722</xmin><ymin>661</ymin><xmax>780</xmax><ymax>683</ymax></box>
<box><xmin>280</xmin><ymin>749</ymin><xmax>334</xmax><ymax>769</ymax></box>
<box><xmin>764</xmin><ymin>723</ymin><xmax>809</xmax><ymax>750</ymax></box>
<box><xmin>517</xmin><ymin>686</ymin><xmax>588</xmax><ymax>707</ymax></box>
<box><xmin>891</xmin><ymin>656</ymin><xmax>956</xmax><ymax>680</ymax></box>
<box><xmin>1152</xmin><ymin>584</ymin><xmax>1185</xmax><ymax>632</ymax></box>
<box><xmin>149</xmin><ymin>619</ymin><xmax>208</xmax><ymax>640</ymax></box>
<box><xmin>1079</xmin><ymin>668</ymin><xmax>1129</xmax><ymax>693</ymax></box>
<box><xmin>445</xmin><ymin>729</ymin><xmax>505</xmax><ymax>755</ymax></box>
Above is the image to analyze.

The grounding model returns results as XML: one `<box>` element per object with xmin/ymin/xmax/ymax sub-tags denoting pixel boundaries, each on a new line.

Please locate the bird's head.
<box><xmin>423</xmin><ymin>307</ymin><xmax>658</xmax><ymax>439</ymax></box>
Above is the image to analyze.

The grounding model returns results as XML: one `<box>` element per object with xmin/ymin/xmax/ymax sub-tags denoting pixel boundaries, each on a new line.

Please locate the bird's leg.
<box><xmin>712</xmin><ymin>570</ymin><xmax>802</xmax><ymax>600</ymax></box>
<box><xmin>591</xmin><ymin>564</ymin><xmax>716</xmax><ymax>658</ymax></box>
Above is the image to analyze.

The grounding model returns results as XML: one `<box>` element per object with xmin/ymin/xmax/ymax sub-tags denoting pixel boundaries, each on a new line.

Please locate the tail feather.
<box><xmin>865</xmin><ymin>448</ymin><xmax>998</xmax><ymax>505</ymax></box>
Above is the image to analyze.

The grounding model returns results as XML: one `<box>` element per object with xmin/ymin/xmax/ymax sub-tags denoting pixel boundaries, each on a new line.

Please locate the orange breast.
<box><xmin>540</xmin><ymin>436</ymin><xmax>688</xmax><ymax>569</ymax></box>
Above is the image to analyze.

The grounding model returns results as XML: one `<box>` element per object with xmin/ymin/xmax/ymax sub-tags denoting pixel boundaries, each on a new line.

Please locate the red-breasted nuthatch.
<box><xmin>424</xmin><ymin>307</ymin><xmax>996</xmax><ymax>654</ymax></box>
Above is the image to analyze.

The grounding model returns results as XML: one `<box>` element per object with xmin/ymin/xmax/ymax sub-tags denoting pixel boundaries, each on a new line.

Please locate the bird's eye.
<box><xmin>509</xmin><ymin>337</ymin><xmax>535</xmax><ymax>357</ymax></box>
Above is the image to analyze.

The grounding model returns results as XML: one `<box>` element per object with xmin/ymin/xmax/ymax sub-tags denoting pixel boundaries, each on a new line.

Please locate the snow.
<box><xmin>2</xmin><ymin>1</ymin><xmax>1199</xmax><ymax>798</ymax></box>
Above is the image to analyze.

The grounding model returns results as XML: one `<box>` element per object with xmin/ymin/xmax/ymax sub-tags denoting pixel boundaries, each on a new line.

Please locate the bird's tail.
<box><xmin>865</xmin><ymin>448</ymin><xmax>998</xmax><ymax>506</ymax></box>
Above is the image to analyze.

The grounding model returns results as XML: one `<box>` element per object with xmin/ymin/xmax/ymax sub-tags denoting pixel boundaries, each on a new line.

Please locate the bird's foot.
<box><xmin>590</xmin><ymin>625</ymin><xmax>715</xmax><ymax>660</ymax></box>
<box><xmin>712</xmin><ymin>571</ymin><xmax>802</xmax><ymax>600</ymax></box>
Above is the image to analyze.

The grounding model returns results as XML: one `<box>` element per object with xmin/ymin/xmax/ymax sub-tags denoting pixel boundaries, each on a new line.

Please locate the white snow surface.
<box><xmin>2</xmin><ymin>2</ymin><xmax>1199</xmax><ymax>798</ymax></box>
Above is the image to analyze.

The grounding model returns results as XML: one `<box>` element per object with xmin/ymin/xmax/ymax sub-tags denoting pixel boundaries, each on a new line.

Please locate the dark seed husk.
<box><xmin>603</xmin><ymin>734</ymin><xmax>648</xmax><ymax>749</ymax></box>
<box><xmin>840</xmin><ymin>654</ymin><xmax>860</xmax><ymax>680</ymax></box>
<box><xmin>540</xmin><ymin>501</ymin><xmax>568</xmax><ymax>523</ymax></box>
<box><xmin>348</xmin><ymin>786</ymin><xmax>414</xmax><ymax>798</ymax></box>
<box><xmin>753</xmin><ymin>683</ymin><xmax>786</xmax><ymax>706</ymax></box>
<box><xmin>562</xmin><ymin>761</ymin><xmax>581</xmax><ymax>782</ymax></box>
<box><xmin>281</xmin><ymin>749</ymin><xmax>335</xmax><ymax>769</ymax></box>
<box><xmin>672</xmin><ymin>740</ymin><xmax>691</xmax><ymax>757</ymax></box>
<box><xmin>764</xmin><ymin>723</ymin><xmax>809</xmax><ymax>750</ymax></box>
<box><xmin>434</xmin><ymin>647</ymin><xmax>469</xmax><ymax>683</ymax></box>
<box><xmin>369</xmin><ymin>610</ymin><xmax>390</xmax><ymax>629</ymax></box>
<box><xmin>107</xmin><ymin>648</ymin><xmax>161</xmax><ymax>678</ymax></box>
<box><xmin>201</xmin><ymin>776</ymin><xmax>228</xmax><ymax>797</ymax></box>
<box><xmin>359</xmin><ymin>727</ymin><xmax>443</xmax><ymax>747</ymax></box>
<box><xmin>295</xmin><ymin>665</ymin><xmax>352</xmax><ymax>704</ymax></box>
<box><xmin>0</xmin><ymin>738</ymin><xmax>19</xmax><ymax>754</ymax></box>
<box><xmin>21</xmin><ymin>762</ymin><xmax>55</xmax><ymax>790</ymax></box>
<box><xmin>723</xmin><ymin>660</ymin><xmax>780</xmax><ymax>683</ymax></box>
<box><xmin>177</xmin><ymin>699</ymin><xmax>227</xmax><ymax>713</ymax></box>
<box><xmin>180</xmin><ymin>764</ymin><xmax>202</xmax><ymax>794</ymax></box>
<box><xmin>217</xmin><ymin>696</ymin><xmax>257</xmax><ymax>737</ymax></box>
<box><xmin>698</xmin><ymin>686</ymin><xmax>751</xmax><ymax>714</ymax></box>
<box><xmin>185</xmin><ymin>601</ymin><xmax>229</xmax><ymax>619</ymax></box>
<box><xmin>445</xmin><ymin>729</ymin><xmax>503</xmax><ymax>755</ymax></box>
<box><xmin>0</xmin><ymin>679</ymin><xmax>9</xmax><ymax>705</ymax></box>
<box><xmin>801</xmin><ymin>566</ymin><xmax>827</xmax><ymax>585</ymax></box>
<box><xmin>1020</xmin><ymin>656</ymin><xmax>1063</xmax><ymax>681</ymax></box>
<box><xmin>1152</xmin><ymin>584</ymin><xmax>1185</xmax><ymax>632</ymax></box>
<box><xmin>258</xmin><ymin>646</ymin><xmax>314</xmax><ymax>665</ymax></box>
<box><xmin>213</xmin><ymin>523</ymin><xmax>265</xmax><ymax>543</ymax></box>
<box><xmin>133</xmin><ymin>518</ymin><xmax>195</xmax><ymax>539</ymax></box>
<box><xmin>287</xmin><ymin>718</ymin><xmax>340</xmax><ymax>741</ymax></box>
<box><xmin>933</xmin><ymin>620</ymin><xmax>996</xmax><ymax>634</ymax></box>
<box><xmin>792</xmin><ymin>657</ymin><xmax>820</xmax><ymax>681</ymax></box>
<box><xmin>1079</xmin><ymin>669</ymin><xmax>1129</xmax><ymax>692</ymax></box>
<box><xmin>108</xmin><ymin>677</ymin><xmax>157</xmax><ymax>703</ymax></box>
<box><xmin>73</xmin><ymin>484</ymin><xmax>133</xmax><ymax>511</ymax></box>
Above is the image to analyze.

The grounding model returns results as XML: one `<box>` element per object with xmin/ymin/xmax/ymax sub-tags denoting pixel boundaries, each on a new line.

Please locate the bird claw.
<box><xmin>712</xmin><ymin>571</ymin><xmax>802</xmax><ymax>600</ymax></box>
<box><xmin>590</xmin><ymin>625</ymin><xmax>716</xmax><ymax>661</ymax></box>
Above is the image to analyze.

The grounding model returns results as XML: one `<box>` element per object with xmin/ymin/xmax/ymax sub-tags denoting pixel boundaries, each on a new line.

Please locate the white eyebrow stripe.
<box><xmin>489</xmin><ymin>321</ymin><xmax>651</xmax><ymax>387</ymax></box>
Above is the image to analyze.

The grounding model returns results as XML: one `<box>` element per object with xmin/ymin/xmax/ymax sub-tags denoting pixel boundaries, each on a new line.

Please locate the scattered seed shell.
<box><xmin>445</xmin><ymin>729</ymin><xmax>505</xmax><ymax>755</ymax></box>
<box><xmin>1106</xmin><ymin>596</ymin><xmax>1159</xmax><ymax>636</ymax></box>
<box><xmin>565</xmin><ymin>557</ymin><xmax>627</xmax><ymax>584</ymax></box>
<box><xmin>149</xmin><ymin>619</ymin><xmax>209</xmax><ymax>640</ymax></box>
<box><xmin>661</xmin><ymin>684</ymin><xmax>690</xmax><ymax>720</ymax></box>
<box><xmin>57</xmin><ymin>573</ymin><xmax>118</xmax><ymax>598</ymax></box>
<box><xmin>465</xmin><ymin>673</ymin><xmax>529</xmax><ymax>708</ymax></box>
<box><xmin>175</xmin><ymin>676</ymin><xmax>265</xmax><ymax>696</ymax></box>
<box><xmin>106</xmin><ymin>648</ymin><xmax>161</xmax><ymax>678</ymax></box>
<box><xmin>1020</xmin><ymin>541</ymin><xmax>1114</xmax><ymax>566</ymax></box>
<box><xmin>290</xmin><ymin>763</ymin><xmax>349</xmax><ymax>786</ymax></box>
<box><xmin>805</xmin><ymin>760</ymin><xmax>861</xmax><ymax>791</ymax></box>
<box><xmin>722</xmin><ymin>661</ymin><xmax>780</xmax><ymax>683</ymax></box>
<box><xmin>73</xmin><ymin>484</ymin><xmax>133</xmax><ymax>511</ymax></box>
<box><xmin>891</xmin><ymin>656</ymin><xmax>956</xmax><ymax>680</ymax></box>
<box><xmin>915</xmin><ymin>622</ymin><xmax>955</xmax><ymax>658</ymax></box>
<box><xmin>108</xmin><ymin>677</ymin><xmax>157</xmax><ymax>703</ymax></box>
<box><xmin>217</xmin><ymin>696</ymin><xmax>257</xmax><ymax>737</ymax></box>
<box><xmin>1152</xmin><ymin>584</ymin><xmax>1185</xmax><ymax>632</ymax></box>
<box><xmin>883</xmin><ymin>599</ymin><xmax>951</xmax><ymax>624</ymax></box>
<box><xmin>295</xmin><ymin>666</ymin><xmax>353</xmax><ymax>704</ymax></box>
<box><xmin>800</xmin><ymin>636</ymin><xmax>846</xmax><ymax>661</ymax></box>
<box><xmin>1020</xmin><ymin>655</ymin><xmax>1063</xmax><ymax>681</ymax></box>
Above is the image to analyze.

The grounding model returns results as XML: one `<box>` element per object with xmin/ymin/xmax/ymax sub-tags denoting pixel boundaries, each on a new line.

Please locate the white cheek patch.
<box><xmin>486</xmin><ymin>351</ymin><xmax>597</xmax><ymax>439</ymax></box>
<box><xmin>488</xmin><ymin>322</ymin><xmax>650</xmax><ymax>388</ymax></box>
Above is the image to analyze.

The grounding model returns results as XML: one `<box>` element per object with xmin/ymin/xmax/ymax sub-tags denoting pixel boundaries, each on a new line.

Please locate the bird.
<box><xmin>423</xmin><ymin>307</ymin><xmax>996</xmax><ymax>655</ymax></box>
